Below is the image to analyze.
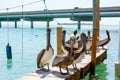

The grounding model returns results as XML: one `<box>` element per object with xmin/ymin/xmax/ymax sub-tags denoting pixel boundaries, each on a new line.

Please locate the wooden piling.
<box><xmin>93</xmin><ymin>0</ymin><xmax>100</xmax><ymax>41</ymax></box>
<box><xmin>90</xmin><ymin>0</ymin><xmax>100</xmax><ymax>78</ymax></box>
<box><xmin>90</xmin><ymin>28</ymin><xmax>98</xmax><ymax>76</ymax></box>
<box><xmin>57</xmin><ymin>27</ymin><xmax>62</xmax><ymax>55</ymax></box>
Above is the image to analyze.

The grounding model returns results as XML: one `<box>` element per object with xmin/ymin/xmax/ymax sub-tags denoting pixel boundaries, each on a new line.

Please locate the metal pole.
<box><xmin>90</xmin><ymin>0</ymin><xmax>100</xmax><ymax>78</ymax></box>
<box><xmin>119</xmin><ymin>21</ymin><xmax>120</xmax><ymax>63</ymax></box>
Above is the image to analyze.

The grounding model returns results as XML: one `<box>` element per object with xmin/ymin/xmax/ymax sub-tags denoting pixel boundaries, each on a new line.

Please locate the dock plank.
<box><xmin>18</xmin><ymin>48</ymin><xmax>107</xmax><ymax>80</ymax></box>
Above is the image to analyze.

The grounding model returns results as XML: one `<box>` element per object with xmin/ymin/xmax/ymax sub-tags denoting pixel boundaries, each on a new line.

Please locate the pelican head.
<box><xmin>106</xmin><ymin>30</ymin><xmax>110</xmax><ymax>40</ymax></box>
<box><xmin>70</xmin><ymin>35</ymin><xmax>76</xmax><ymax>46</ymax></box>
<box><xmin>87</xmin><ymin>30</ymin><xmax>91</xmax><ymax>38</ymax></box>
<box><xmin>73</xmin><ymin>29</ymin><xmax>77</xmax><ymax>36</ymax></box>
<box><xmin>47</xmin><ymin>27</ymin><xmax>51</xmax><ymax>32</ymax></box>
<box><xmin>62</xmin><ymin>30</ymin><xmax>66</xmax><ymax>34</ymax></box>
<box><xmin>62</xmin><ymin>30</ymin><xmax>66</xmax><ymax>46</ymax></box>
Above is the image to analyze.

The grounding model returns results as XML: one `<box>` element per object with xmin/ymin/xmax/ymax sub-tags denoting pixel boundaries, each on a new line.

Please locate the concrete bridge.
<box><xmin>0</xmin><ymin>6</ymin><xmax>120</xmax><ymax>28</ymax></box>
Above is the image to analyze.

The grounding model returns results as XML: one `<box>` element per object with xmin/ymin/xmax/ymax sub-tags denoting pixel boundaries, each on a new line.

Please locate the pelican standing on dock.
<box><xmin>71</xmin><ymin>29</ymin><xmax>78</xmax><ymax>49</ymax></box>
<box><xmin>65</xmin><ymin>29</ymin><xmax>79</xmax><ymax>51</ymax></box>
<box><xmin>37</xmin><ymin>28</ymin><xmax>54</xmax><ymax>71</ymax></box>
<box><xmin>86</xmin><ymin>30</ymin><xmax>110</xmax><ymax>53</ymax></box>
<box><xmin>52</xmin><ymin>36</ymin><xmax>75</xmax><ymax>74</ymax></box>
<box><xmin>72</xmin><ymin>32</ymin><xmax>87</xmax><ymax>68</ymax></box>
<box><xmin>97</xmin><ymin>30</ymin><xmax>110</xmax><ymax>48</ymax></box>
<box><xmin>62</xmin><ymin>30</ymin><xmax>69</xmax><ymax>54</ymax></box>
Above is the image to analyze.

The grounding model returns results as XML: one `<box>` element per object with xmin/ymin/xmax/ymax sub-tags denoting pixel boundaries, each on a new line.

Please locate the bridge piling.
<box><xmin>47</xmin><ymin>21</ymin><xmax>49</xmax><ymax>28</ymax></box>
<box><xmin>31</xmin><ymin>21</ymin><xmax>33</xmax><ymax>28</ymax></box>
<box><xmin>0</xmin><ymin>21</ymin><xmax>1</xmax><ymax>28</ymax></box>
<box><xmin>15</xmin><ymin>21</ymin><xmax>17</xmax><ymax>28</ymax></box>
<box><xmin>78</xmin><ymin>20</ymin><xmax>81</xmax><ymax>29</ymax></box>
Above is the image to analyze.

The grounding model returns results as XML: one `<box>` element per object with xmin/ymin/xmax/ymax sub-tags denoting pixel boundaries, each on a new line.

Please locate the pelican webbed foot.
<box><xmin>86</xmin><ymin>50</ymin><xmax>91</xmax><ymax>54</ymax></box>
<box><xmin>39</xmin><ymin>63</ymin><xmax>50</xmax><ymax>72</ymax></box>
<box><xmin>59</xmin><ymin>67</ymin><xmax>69</xmax><ymax>75</ymax></box>
<box><xmin>72</xmin><ymin>64</ymin><xmax>78</xmax><ymax>69</ymax></box>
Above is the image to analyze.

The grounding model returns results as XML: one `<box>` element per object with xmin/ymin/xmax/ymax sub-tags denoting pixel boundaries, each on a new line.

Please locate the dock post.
<box><xmin>90</xmin><ymin>28</ymin><xmax>97</xmax><ymax>79</ymax></box>
<box><xmin>57</xmin><ymin>27</ymin><xmax>62</xmax><ymax>55</ymax></box>
<box><xmin>78</xmin><ymin>20</ymin><xmax>81</xmax><ymax>30</ymax></box>
<box><xmin>90</xmin><ymin>0</ymin><xmax>100</xmax><ymax>79</ymax></box>
<box><xmin>0</xmin><ymin>21</ymin><xmax>1</xmax><ymax>28</ymax></box>
<box><xmin>47</xmin><ymin>21</ymin><xmax>49</xmax><ymax>28</ymax></box>
<box><xmin>31</xmin><ymin>20</ymin><xmax>33</xmax><ymax>28</ymax></box>
<box><xmin>15</xmin><ymin>21</ymin><xmax>17</xmax><ymax>28</ymax></box>
<box><xmin>115</xmin><ymin>21</ymin><xmax>120</xmax><ymax>77</ymax></box>
<box><xmin>93</xmin><ymin>0</ymin><xmax>100</xmax><ymax>40</ymax></box>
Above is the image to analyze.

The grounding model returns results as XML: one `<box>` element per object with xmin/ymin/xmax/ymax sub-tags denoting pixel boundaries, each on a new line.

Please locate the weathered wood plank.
<box><xmin>18</xmin><ymin>48</ymin><xmax>107</xmax><ymax>80</ymax></box>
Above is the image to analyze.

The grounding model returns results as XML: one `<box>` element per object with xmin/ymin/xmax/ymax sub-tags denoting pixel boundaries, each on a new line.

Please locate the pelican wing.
<box><xmin>52</xmin><ymin>55</ymin><xmax>65</xmax><ymax>66</ymax></box>
<box><xmin>97</xmin><ymin>39</ymin><xmax>110</xmax><ymax>46</ymax></box>
<box><xmin>37</xmin><ymin>49</ymin><xmax>45</xmax><ymax>68</ymax></box>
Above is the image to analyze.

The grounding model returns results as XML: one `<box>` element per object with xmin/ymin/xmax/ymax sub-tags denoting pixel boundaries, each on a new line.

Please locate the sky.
<box><xmin>0</xmin><ymin>0</ymin><xmax>120</xmax><ymax>25</ymax></box>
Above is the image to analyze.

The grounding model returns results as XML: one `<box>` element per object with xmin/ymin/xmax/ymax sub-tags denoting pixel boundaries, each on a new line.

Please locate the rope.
<box><xmin>6</xmin><ymin>8</ymin><xmax>9</xmax><ymax>44</ymax></box>
<box><xmin>43</xmin><ymin>0</ymin><xmax>60</xmax><ymax>25</ymax></box>
<box><xmin>43</xmin><ymin>0</ymin><xmax>72</xmax><ymax>36</ymax></box>
<box><xmin>43</xmin><ymin>0</ymin><xmax>75</xmax><ymax>36</ymax></box>
<box><xmin>0</xmin><ymin>0</ymin><xmax>43</xmax><ymax>11</ymax></box>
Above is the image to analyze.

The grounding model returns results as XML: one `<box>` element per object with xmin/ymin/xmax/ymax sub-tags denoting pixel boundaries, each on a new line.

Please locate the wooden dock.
<box><xmin>18</xmin><ymin>48</ymin><xmax>107</xmax><ymax>80</ymax></box>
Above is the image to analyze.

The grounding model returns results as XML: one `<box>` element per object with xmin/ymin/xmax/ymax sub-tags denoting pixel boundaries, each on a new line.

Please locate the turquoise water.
<box><xmin>0</xmin><ymin>25</ymin><xmax>120</xmax><ymax>80</ymax></box>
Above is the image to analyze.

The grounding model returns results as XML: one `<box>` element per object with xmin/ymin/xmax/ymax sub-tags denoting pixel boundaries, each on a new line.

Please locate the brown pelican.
<box><xmin>97</xmin><ymin>30</ymin><xmax>110</xmax><ymax>48</ymax></box>
<box><xmin>73</xmin><ymin>29</ymin><xmax>77</xmax><ymax>37</ymax></box>
<box><xmin>86</xmin><ymin>31</ymin><xmax>92</xmax><ymax>54</ymax></box>
<box><xmin>71</xmin><ymin>29</ymin><xmax>78</xmax><ymax>48</ymax></box>
<box><xmin>87</xmin><ymin>30</ymin><xmax>92</xmax><ymax>39</ymax></box>
<box><xmin>62</xmin><ymin>30</ymin><xmax>66</xmax><ymax>47</ymax></box>
<box><xmin>65</xmin><ymin>29</ymin><xmax>79</xmax><ymax>51</ymax></box>
<box><xmin>86</xmin><ymin>30</ymin><xmax>110</xmax><ymax>53</ymax></box>
<box><xmin>72</xmin><ymin>32</ymin><xmax>87</xmax><ymax>68</ymax></box>
<box><xmin>62</xmin><ymin>30</ymin><xmax>69</xmax><ymax>54</ymax></box>
<box><xmin>52</xmin><ymin>36</ymin><xmax>75</xmax><ymax>74</ymax></box>
<box><xmin>37</xmin><ymin>28</ymin><xmax>54</xmax><ymax>71</ymax></box>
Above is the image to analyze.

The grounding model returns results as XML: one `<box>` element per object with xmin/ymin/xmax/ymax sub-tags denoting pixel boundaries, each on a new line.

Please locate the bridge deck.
<box><xmin>0</xmin><ymin>6</ymin><xmax>120</xmax><ymax>21</ymax></box>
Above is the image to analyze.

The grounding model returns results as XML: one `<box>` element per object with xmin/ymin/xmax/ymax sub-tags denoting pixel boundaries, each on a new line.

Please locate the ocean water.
<box><xmin>0</xmin><ymin>25</ymin><xmax>120</xmax><ymax>80</ymax></box>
